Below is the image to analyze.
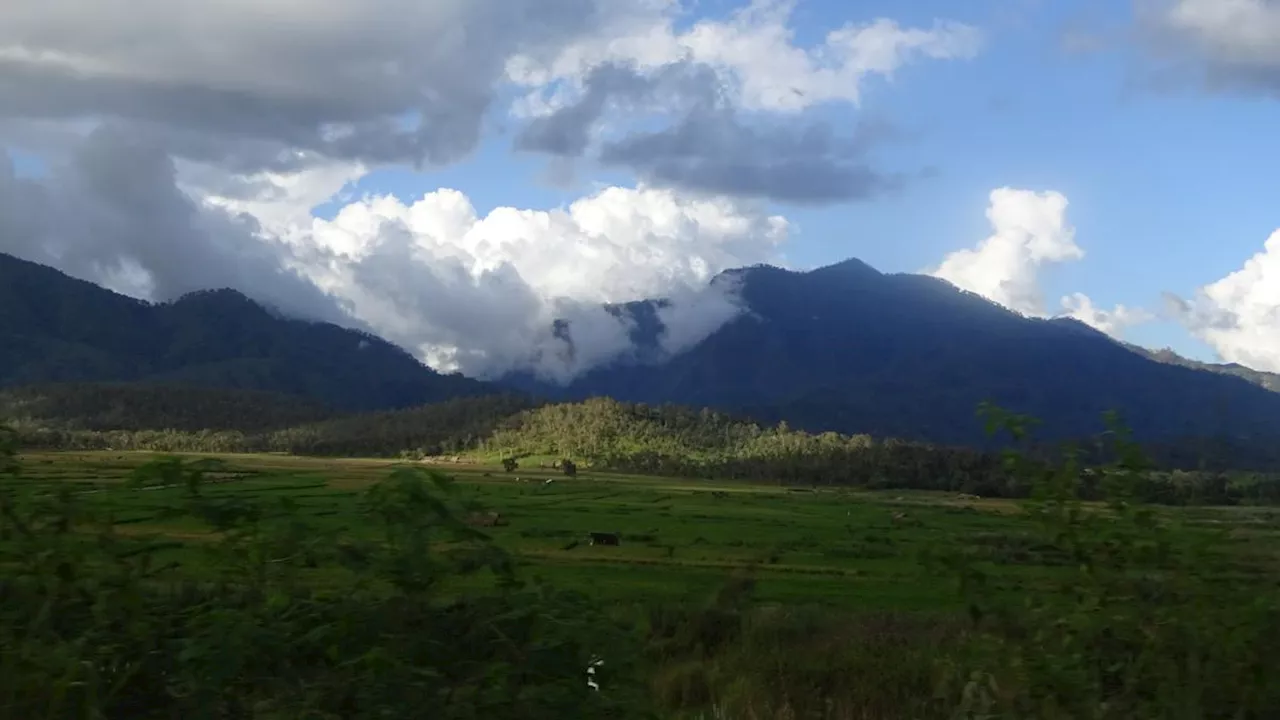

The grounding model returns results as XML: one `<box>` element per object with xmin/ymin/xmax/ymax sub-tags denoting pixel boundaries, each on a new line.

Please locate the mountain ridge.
<box><xmin>1133</xmin><ymin>345</ymin><xmax>1280</xmax><ymax>393</ymax></box>
<box><xmin>505</xmin><ymin>261</ymin><xmax>1280</xmax><ymax>446</ymax></box>
<box><xmin>6</xmin><ymin>250</ymin><xmax>1280</xmax><ymax>450</ymax></box>
<box><xmin>0</xmin><ymin>252</ymin><xmax>493</xmax><ymax>411</ymax></box>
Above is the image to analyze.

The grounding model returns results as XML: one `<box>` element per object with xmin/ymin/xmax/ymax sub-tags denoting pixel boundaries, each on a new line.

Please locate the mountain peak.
<box><xmin>711</xmin><ymin>262</ymin><xmax>788</xmax><ymax>285</ymax></box>
<box><xmin>805</xmin><ymin>257</ymin><xmax>881</xmax><ymax>280</ymax></box>
<box><xmin>166</xmin><ymin>287</ymin><xmax>263</xmax><ymax>312</ymax></box>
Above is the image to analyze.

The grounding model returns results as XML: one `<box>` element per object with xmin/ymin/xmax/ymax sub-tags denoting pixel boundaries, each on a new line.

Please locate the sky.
<box><xmin>2</xmin><ymin>0</ymin><xmax>1279</xmax><ymax>382</ymax></box>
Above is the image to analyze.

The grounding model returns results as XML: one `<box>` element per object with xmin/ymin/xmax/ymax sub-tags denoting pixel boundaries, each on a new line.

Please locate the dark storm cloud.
<box><xmin>0</xmin><ymin>0</ymin><xmax>620</xmax><ymax>170</ymax></box>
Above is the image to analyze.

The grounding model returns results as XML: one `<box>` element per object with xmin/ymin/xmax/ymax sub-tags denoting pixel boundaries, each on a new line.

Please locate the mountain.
<box><xmin>506</xmin><ymin>260</ymin><xmax>1280</xmax><ymax>446</ymax></box>
<box><xmin>0</xmin><ymin>253</ymin><xmax>493</xmax><ymax>411</ymax></box>
<box><xmin>1136</xmin><ymin>346</ymin><xmax>1280</xmax><ymax>393</ymax></box>
<box><xmin>11</xmin><ymin>249</ymin><xmax>1280</xmax><ymax>451</ymax></box>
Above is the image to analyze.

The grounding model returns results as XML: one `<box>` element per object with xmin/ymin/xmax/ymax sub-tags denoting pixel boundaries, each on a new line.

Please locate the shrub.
<box><xmin>0</xmin><ymin>448</ymin><xmax>654</xmax><ymax>719</ymax></box>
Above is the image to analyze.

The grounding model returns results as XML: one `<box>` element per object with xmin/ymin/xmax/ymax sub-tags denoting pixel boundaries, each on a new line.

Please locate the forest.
<box><xmin>6</xmin><ymin>383</ymin><xmax>1280</xmax><ymax>506</ymax></box>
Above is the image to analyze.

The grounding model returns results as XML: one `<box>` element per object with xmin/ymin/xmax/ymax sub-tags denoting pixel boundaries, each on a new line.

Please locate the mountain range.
<box><xmin>4</xmin><ymin>250</ymin><xmax>1280</xmax><ymax>447</ymax></box>
<box><xmin>508</xmin><ymin>259</ymin><xmax>1280</xmax><ymax>445</ymax></box>
<box><xmin>0</xmin><ymin>252</ymin><xmax>488</xmax><ymax>412</ymax></box>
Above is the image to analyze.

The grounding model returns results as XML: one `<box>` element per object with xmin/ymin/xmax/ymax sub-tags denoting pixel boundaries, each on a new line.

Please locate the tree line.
<box><xmin>4</xmin><ymin>387</ymin><xmax>532</xmax><ymax>458</ymax></box>
<box><xmin>6</xmin><ymin>384</ymin><xmax>1280</xmax><ymax>505</ymax></box>
<box><xmin>486</xmin><ymin>398</ymin><xmax>1280</xmax><ymax>505</ymax></box>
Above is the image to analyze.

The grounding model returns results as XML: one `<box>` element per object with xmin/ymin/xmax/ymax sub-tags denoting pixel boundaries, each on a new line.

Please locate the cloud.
<box><xmin>508</xmin><ymin>1</ymin><xmax>978</xmax><ymax>203</ymax></box>
<box><xmin>654</xmin><ymin>275</ymin><xmax>750</xmax><ymax>356</ymax></box>
<box><xmin>1</xmin><ymin>0</ymin><xmax>982</xmax><ymax>215</ymax></box>
<box><xmin>598</xmin><ymin>107</ymin><xmax>901</xmax><ymax>205</ymax></box>
<box><xmin>185</xmin><ymin>158</ymin><xmax>368</xmax><ymax>239</ymax></box>
<box><xmin>929</xmin><ymin>187</ymin><xmax>1149</xmax><ymax>337</ymax></box>
<box><xmin>0</xmin><ymin>126</ymin><xmax>346</xmax><ymax>322</ymax></box>
<box><xmin>0</xmin><ymin>0</ymin><xmax>639</xmax><ymax>170</ymax></box>
<box><xmin>300</xmin><ymin>185</ymin><xmax>788</xmax><ymax>381</ymax></box>
<box><xmin>1060</xmin><ymin>292</ymin><xmax>1154</xmax><ymax>336</ymax></box>
<box><xmin>929</xmin><ymin>188</ymin><xmax>1083</xmax><ymax>316</ymax></box>
<box><xmin>508</xmin><ymin>0</ymin><xmax>982</xmax><ymax>113</ymax></box>
<box><xmin>511</xmin><ymin>61</ymin><xmax>906</xmax><ymax>203</ymax></box>
<box><xmin>514</xmin><ymin>60</ymin><xmax>724</xmax><ymax>157</ymax></box>
<box><xmin>1142</xmin><ymin>0</ymin><xmax>1280</xmax><ymax>94</ymax></box>
<box><xmin>0</xmin><ymin>126</ymin><xmax>788</xmax><ymax>382</ymax></box>
<box><xmin>1166</xmin><ymin>229</ymin><xmax>1280</xmax><ymax>372</ymax></box>
<box><xmin>3</xmin><ymin>0</ymin><xmax>979</xmax><ymax>183</ymax></box>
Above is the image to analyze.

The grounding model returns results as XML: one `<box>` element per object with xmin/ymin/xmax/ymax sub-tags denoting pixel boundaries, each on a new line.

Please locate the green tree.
<box><xmin>937</xmin><ymin>408</ymin><xmax>1280</xmax><ymax>718</ymax></box>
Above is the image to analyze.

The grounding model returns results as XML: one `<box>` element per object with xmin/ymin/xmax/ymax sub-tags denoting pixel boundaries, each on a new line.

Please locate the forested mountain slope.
<box><xmin>10</xmin><ymin>250</ymin><xmax>1280</xmax><ymax>450</ymax></box>
<box><xmin>1136</xmin><ymin>346</ymin><xmax>1280</xmax><ymax>393</ymax></box>
<box><xmin>0</xmin><ymin>382</ymin><xmax>337</xmax><ymax>433</ymax></box>
<box><xmin>508</xmin><ymin>260</ymin><xmax>1280</xmax><ymax>445</ymax></box>
<box><xmin>0</xmin><ymin>253</ymin><xmax>494</xmax><ymax>411</ymax></box>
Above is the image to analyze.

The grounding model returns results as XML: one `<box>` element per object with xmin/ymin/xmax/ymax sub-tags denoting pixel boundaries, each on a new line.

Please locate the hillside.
<box><xmin>0</xmin><ymin>382</ymin><xmax>335</xmax><ymax>433</ymax></box>
<box><xmin>1</xmin><ymin>381</ymin><xmax>537</xmax><ymax>458</ymax></box>
<box><xmin>507</xmin><ymin>259</ymin><xmax>1280</xmax><ymax>446</ymax></box>
<box><xmin>0</xmin><ymin>253</ymin><xmax>494</xmax><ymax>411</ymax></box>
<box><xmin>11</xmin><ymin>250</ymin><xmax>1280</xmax><ymax>451</ymax></box>
<box><xmin>1137</xmin><ymin>346</ymin><xmax>1280</xmax><ymax>393</ymax></box>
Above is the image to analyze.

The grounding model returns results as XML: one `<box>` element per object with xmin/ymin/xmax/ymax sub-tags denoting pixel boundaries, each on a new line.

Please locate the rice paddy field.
<box><xmin>13</xmin><ymin>450</ymin><xmax>1280</xmax><ymax>610</ymax></box>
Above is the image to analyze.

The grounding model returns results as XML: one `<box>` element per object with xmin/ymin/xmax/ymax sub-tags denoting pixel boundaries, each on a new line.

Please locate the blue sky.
<box><xmin>3</xmin><ymin>0</ymin><xmax>1279</xmax><ymax>379</ymax></box>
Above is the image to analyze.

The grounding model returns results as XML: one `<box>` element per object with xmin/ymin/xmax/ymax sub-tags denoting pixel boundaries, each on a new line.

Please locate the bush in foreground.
<box><xmin>0</xmin><ymin>434</ymin><xmax>652</xmax><ymax>719</ymax></box>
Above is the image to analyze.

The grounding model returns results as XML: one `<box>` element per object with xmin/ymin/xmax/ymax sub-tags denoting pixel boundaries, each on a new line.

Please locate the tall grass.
<box><xmin>4</xmin><ymin>413</ymin><xmax>1280</xmax><ymax>718</ymax></box>
<box><xmin>0</xmin><ymin>445</ymin><xmax>653</xmax><ymax>719</ymax></box>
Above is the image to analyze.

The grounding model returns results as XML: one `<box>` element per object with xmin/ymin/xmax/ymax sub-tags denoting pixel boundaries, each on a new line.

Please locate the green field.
<box><xmin>10</xmin><ymin>448</ymin><xmax>1280</xmax><ymax>717</ymax></box>
<box><xmin>16</xmin><ymin>450</ymin><xmax>1280</xmax><ymax>610</ymax></box>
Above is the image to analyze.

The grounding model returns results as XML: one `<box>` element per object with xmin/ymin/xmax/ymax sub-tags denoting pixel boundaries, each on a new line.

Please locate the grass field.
<box><xmin>11</xmin><ymin>448</ymin><xmax>1280</xmax><ymax>718</ymax></box>
<box><xmin>15</xmin><ymin>449</ymin><xmax>1280</xmax><ymax>611</ymax></box>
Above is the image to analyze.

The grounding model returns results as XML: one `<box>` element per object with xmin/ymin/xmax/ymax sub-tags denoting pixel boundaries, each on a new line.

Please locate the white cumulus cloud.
<box><xmin>930</xmin><ymin>188</ymin><xmax>1082</xmax><ymax>316</ymax></box>
<box><xmin>0</xmin><ymin>128</ymin><xmax>788</xmax><ymax>383</ymax></box>
<box><xmin>1167</xmin><ymin>228</ymin><xmax>1280</xmax><ymax>372</ymax></box>
<box><xmin>298</xmin><ymin>184</ymin><xmax>788</xmax><ymax>381</ymax></box>
<box><xmin>929</xmin><ymin>187</ymin><xmax>1149</xmax><ymax>338</ymax></box>
<box><xmin>1060</xmin><ymin>292</ymin><xmax>1154</xmax><ymax>337</ymax></box>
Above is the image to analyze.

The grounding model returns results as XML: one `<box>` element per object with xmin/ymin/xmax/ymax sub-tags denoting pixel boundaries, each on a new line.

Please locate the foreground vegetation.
<box><xmin>5</xmin><ymin>413</ymin><xmax>1280</xmax><ymax>718</ymax></box>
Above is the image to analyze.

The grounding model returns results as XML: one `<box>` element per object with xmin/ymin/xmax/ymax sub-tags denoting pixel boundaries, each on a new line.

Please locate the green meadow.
<box><xmin>16</xmin><ymin>450</ymin><xmax>1280</xmax><ymax>609</ymax></box>
<box><xmin>9</xmin><ymin>447</ymin><xmax>1280</xmax><ymax>718</ymax></box>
